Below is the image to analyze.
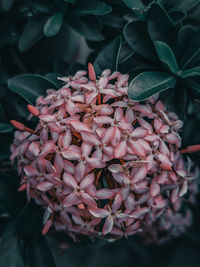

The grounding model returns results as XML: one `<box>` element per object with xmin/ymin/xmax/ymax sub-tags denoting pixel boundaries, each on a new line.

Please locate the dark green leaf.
<box><xmin>154</xmin><ymin>41</ymin><xmax>178</xmax><ymax>74</ymax></box>
<box><xmin>172</xmin><ymin>0</ymin><xmax>200</xmax><ymax>12</ymax></box>
<box><xmin>28</xmin><ymin>237</ymin><xmax>56</xmax><ymax>267</ymax></box>
<box><xmin>44</xmin><ymin>13</ymin><xmax>64</xmax><ymax>37</ymax></box>
<box><xmin>53</xmin><ymin>0</ymin><xmax>68</xmax><ymax>10</ymax></box>
<box><xmin>19</xmin><ymin>15</ymin><xmax>46</xmax><ymax>53</ymax></box>
<box><xmin>70</xmin><ymin>16</ymin><xmax>104</xmax><ymax>41</ymax></box>
<box><xmin>181</xmin><ymin>67</ymin><xmax>200</xmax><ymax>78</ymax></box>
<box><xmin>27</xmin><ymin>0</ymin><xmax>54</xmax><ymax>13</ymax></box>
<box><xmin>0</xmin><ymin>229</ymin><xmax>25</xmax><ymax>267</ymax></box>
<box><xmin>169</xmin><ymin>11</ymin><xmax>186</xmax><ymax>24</ymax></box>
<box><xmin>94</xmin><ymin>36</ymin><xmax>122</xmax><ymax>75</ymax></box>
<box><xmin>0</xmin><ymin>133</ymin><xmax>13</xmax><ymax>159</ymax></box>
<box><xmin>188</xmin><ymin>1</ymin><xmax>200</xmax><ymax>21</ymax></box>
<box><xmin>0</xmin><ymin>123</ymin><xmax>13</xmax><ymax>133</ymax></box>
<box><xmin>176</xmin><ymin>26</ymin><xmax>195</xmax><ymax>62</ymax></box>
<box><xmin>118</xmin><ymin>42</ymin><xmax>135</xmax><ymax>65</ymax></box>
<box><xmin>147</xmin><ymin>3</ymin><xmax>176</xmax><ymax>48</ymax></box>
<box><xmin>71</xmin><ymin>1</ymin><xmax>112</xmax><ymax>16</ymax></box>
<box><xmin>16</xmin><ymin>201</ymin><xmax>44</xmax><ymax>234</ymax></box>
<box><xmin>64</xmin><ymin>0</ymin><xmax>76</xmax><ymax>2</ymax></box>
<box><xmin>45</xmin><ymin>73</ymin><xmax>63</xmax><ymax>87</ymax></box>
<box><xmin>179</xmin><ymin>28</ymin><xmax>200</xmax><ymax>69</ymax></box>
<box><xmin>8</xmin><ymin>74</ymin><xmax>58</xmax><ymax>105</ymax></box>
<box><xmin>181</xmin><ymin>48</ymin><xmax>200</xmax><ymax>70</ymax></box>
<box><xmin>184</xmin><ymin>77</ymin><xmax>200</xmax><ymax>99</ymax></box>
<box><xmin>100</xmin><ymin>14</ymin><xmax>124</xmax><ymax>28</ymax></box>
<box><xmin>122</xmin><ymin>0</ymin><xmax>144</xmax><ymax>9</ymax></box>
<box><xmin>124</xmin><ymin>20</ymin><xmax>158</xmax><ymax>62</ymax></box>
<box><xmin>0</xmin><ymin>0</ymin><xmax>14</xmax><ymax>11</ymax></box>
<box><xmin>0</xmin><ymin>170</ymin><xmax>22</xmax><ymax>216</ymax></box>
<box><xmin>128</xmin><ymin>71</ymin><xmax>176</xmax><ymax>100</ymax></box>
<box><xmin>65</xmin><ymin>63</ymin><xmax>86</xmax><ymax>76</ymax></box>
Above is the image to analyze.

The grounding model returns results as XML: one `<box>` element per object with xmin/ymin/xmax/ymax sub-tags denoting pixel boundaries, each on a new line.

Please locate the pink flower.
<box><xmin>10</xmin><ymin>63</ymin><xmax>198</xmax><ymax>243</ymax></box>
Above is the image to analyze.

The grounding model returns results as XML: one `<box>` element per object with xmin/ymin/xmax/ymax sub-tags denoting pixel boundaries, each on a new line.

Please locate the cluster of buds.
<box><xmin>10</xmin><ymin>64</ymin><xmax>199</xmax><ymax>243</ymax></box>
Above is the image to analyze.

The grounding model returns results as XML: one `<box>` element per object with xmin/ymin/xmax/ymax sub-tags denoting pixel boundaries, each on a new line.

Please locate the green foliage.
<box><xmin>128</xmin><ymin>71</ymin><xmax>176</xmax><ymax>100</ymax></box>
<box><xmin>0</xmin><ymin>0</ymin><xmax>200</xmax><ymax>266</ymax></box>
<box><xmin>8</xmin><ymin>74</ymin><xmax>58</xmax><ymax>105</ymax></box>
<box><xmin>94</xmin><ymin>36</ymin><xmax>122</xmax><ymax>75</ymax></box>
<box><xmin>43</xmin><ymin>13</ymin><xmax>64</xmax><ymax>37</ymax></box>
<box><xmin>0</xmin><ymin>228</ymin><xmax>25</xmax><ymax>267</ymax></box>
<box><xmin>154</xmin><ymin>41</ymin><xmax>178</xmax><ymax>74</ymax></box>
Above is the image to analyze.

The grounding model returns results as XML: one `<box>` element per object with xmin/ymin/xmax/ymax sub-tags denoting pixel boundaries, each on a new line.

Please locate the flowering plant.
<box><xmin>0</xmin><ymin>1</ymin><xmax>200</xmax><ymax>267</ymax></box>
<box><xmin>10</xmin><ymin>64</ymin><xmax>199</xmax><ymax>244</ymax></box>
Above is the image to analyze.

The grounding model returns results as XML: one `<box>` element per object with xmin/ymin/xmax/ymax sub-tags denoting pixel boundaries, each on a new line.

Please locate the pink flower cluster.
<box><xmin>11</xmin><ymin>64</ymin><xmax>199</xmax><ymax>243</ymax></box>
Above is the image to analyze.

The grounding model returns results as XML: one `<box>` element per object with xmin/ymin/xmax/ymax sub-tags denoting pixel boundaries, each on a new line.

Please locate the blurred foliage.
<box><xmin>0</xmin><ymin>0</ymin><xmax>200</xmax><ymax>266</ymax></box>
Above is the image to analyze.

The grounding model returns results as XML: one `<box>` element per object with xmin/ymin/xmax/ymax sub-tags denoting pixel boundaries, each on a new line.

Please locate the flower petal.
<box><xmin>63</xmin><ymin>172</ymin><xmax>77</xmax><ymax>189</ymax></box>
<box><xmin>96</xmin><ymin>189</ymin><xmax>114</xmax><ymax>199</ymax></box>
<box><xmin>103</xmin><ymin>217</ymin><xmax>114</xmax><ymax>235</ymax></box>
<box><xmin>80</xmin><ymin>173</ymin><xmax>95</xmax><ymax>190</ymax></box>
<box><xmin>36</xmin><ymin>182</ymin><xmax>54</xmax><ymax>192</ymax></box>
<box><xmin>89</xmin><ymin>208</ymin><xmax>110</xmax><ymax>218</ymax></box>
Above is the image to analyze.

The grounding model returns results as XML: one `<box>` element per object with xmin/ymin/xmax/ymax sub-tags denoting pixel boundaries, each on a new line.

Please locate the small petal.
<box><xmin>63</xmin><ymin>172</ymin><xmax>77</xmax><ymax>189</ymax></box>
<box><xmin>81</xmin><ymin>192</ymin><xmax>97</xmax><ymax>208</ymax></box>
<box><xmin>37</xmin><ymin>182</ymin><xmax>54</xmax><ymax>192</ymax></box>
<box><xmin>131</xmin><ymin>207</ymin><xmax>149</xmax><ymax>218</ymax></box>
<box><xmin>112</xmin><ymin>193</ymin><xmax>122</xmax><ymax>212</ymax></box>
<box><xmin>132</xmin><ymin>166</ymin><xmax>148</xmax><ymax>183</ymax></box>
<box><xmin>63</xmin><ymin>193</ymin><xmax>79</xmax><ymax>208</ymax></box>
<box><xmin>80</xmin><ymin>173</ymin><xmax>95</xmax><ymax>190</ymax></box>
<box><xmin>96</xmin><ymin>189</ymin><xmax>114</xmax><ymax>199</ymax></box>
<box><xmin>89</xmin><ymin>208</ymin><xmax>110</xmax><ymax>218</ymax></box>
<box><xmin>87</xmin><ymin>158</ymin><xmax>106</xmax><ymax>168</ymax></box>
<box><xmin>150</xmin><ymin>177</ymin><xmax>160</xmax><ymax>197</ymax></box>
<box><xmin>114</xmin><ymin>140</ymin><xmax>127</xmax><ymax>158</ymax></box>
<box><xmin>103</xmin><ymin>217</ymin><xmax>114</xmax><ymax>235</ymax></box>
<box><xmin>70</xmin><ymin>120</ymin><xmax>90</xmax><ymax>132</ymax></box>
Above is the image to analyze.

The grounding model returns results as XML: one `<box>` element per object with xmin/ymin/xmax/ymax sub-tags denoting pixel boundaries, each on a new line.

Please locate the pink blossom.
<box><xmin>10</xmin><ymin>63</ymin><xmax>198</xmax><ymax>243</ymax></box>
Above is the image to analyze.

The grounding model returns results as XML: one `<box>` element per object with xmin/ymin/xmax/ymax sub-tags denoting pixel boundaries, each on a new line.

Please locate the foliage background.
<box><xmin>0</xmin><ymin>0</ymin><xmax>200</xmax><ymax>266</ymax></box>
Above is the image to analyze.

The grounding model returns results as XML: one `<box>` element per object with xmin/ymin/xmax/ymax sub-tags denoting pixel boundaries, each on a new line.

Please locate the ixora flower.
<box><xmin>10</xmin><ymin>63</ymin><xmax>199</xmax><ymax>243</ymax></box>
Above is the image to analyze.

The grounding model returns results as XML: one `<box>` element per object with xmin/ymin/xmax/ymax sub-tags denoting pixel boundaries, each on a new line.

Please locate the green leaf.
<box><xmin>94</xmin><ymin>36</ymin><xmax>122</xmax><ymax>75</ymax></box>
<box><xmin>181</xmin><ymin>66</ymin><xmax>200</xmax><ymax>78</ymax></box>
<box><xmin>124</xmin><ymin>21</ymin><xmax>158</xmax><ymax>62</ymax></box>
<box><xmin>44</xmin><ymin>13</ymin><xmax>64</xmax><ymax>37</ymax></box>
<box><xmin>64</xmin><ymin>0</ymin><xmax>77</xmax><ymax>2</ymax></box>
<box><xmin>0</xmin><ymin>0</ymin><xmax>14</xmax><ymax>11</ymax></box>
<box><xmin>185</xmin><ymin>77</ymin><xmax>200</xmax><ymax>98</ymax></box>
<box><xmin>181</xmin><ymin>48</ymin><xmax>200</xmax><ymax>70</ymax></box>
<box><xmin>122</xmin><ymin>0</ymin><xmax>144</xmax><ymax>9</ymax></box>
<box><xmin>16</xmin><ymin>201</ymin><xmax>44</xmax><ymax>234</ymax></box>
<box><xmin>0</xmin><ymin>229</ymin><xmax>25</xmax><ymax>267</ymax></box>
<box><xmin>28</xmin><ymin>237</ymin><xmax>56</xmax><ymax>267</ymax></box>
<box><xmin>99</xmin><ymin>14</ymin><xmax>124</xmax><ymax>28</ymax></box>
<box><xmin>173</xmin><ymin>0</ymin><xmax>200</xmax><ymax>12</ymax></box>
<box><xmin>169</xmin><ymin>11</ymin><xmax>186</xmax><ymax>24</ymax></box>
<box><xmin>45</xmin><ymin>73</ymin><xmax>63</xmax><ymax>88</ymax></box>
<box><xmin>188</xmin><ymin>1</ymin><xmax>200</xmax><ymax>21</ymax></box>
<box><xmin>179</xmin><ymin>28</ymin><xmax>200</xmax><ymax>69</ymax></box>
<box><xmin>26</xmin><ymin>0</ymin><xmax>54</xmax><ymax>13</ymax></box>
<box><xmin>19</xmin><ymin>15</ymin><xmax>46</xmax><ymax>53</ymax></box>
<box><xmin>147</xmin><ymin>3</ymin><xmax>176</xmax><ymax>48</ymax></box>
<box><xmin>176</xmin><ymin>26</ymin><xmax>195</xmax><ymax>62</ymax></box>
<box><xmin>0</xmin><ymin>123</ymin><xmax>13</xmax><ymax>133</ymax></box>
<box><xmin>70</xmin><ymin>16</ymin><xmax>104</xmax><ymax>41</ymax></box>
<box><xmin>0</xmin><ymin>170</ymin><xmax>22</xmax><ymax>216</ymax></box>
<box><xmin>154</xmin><ymin>41</ymin><xmax>178</xmax><ymax>74</ymax></box>
<box><xmin>8</xmin><ymin>74</ymin><xmax>58</xmax><ymax>105</ymax></box>
<box><xmin>70</xmin><ymin>1</ymin><xmax>112</xmax><ymax>16</ymax></box>
<box><xmin>128</xmin><ymin>71</ymin><xmax>176</xmax><ymax>100</ymax></box>
<box><xmin>0</xmin><ymin>133</ymin><xmax>13</xmax><ymax>159</ymax></box>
